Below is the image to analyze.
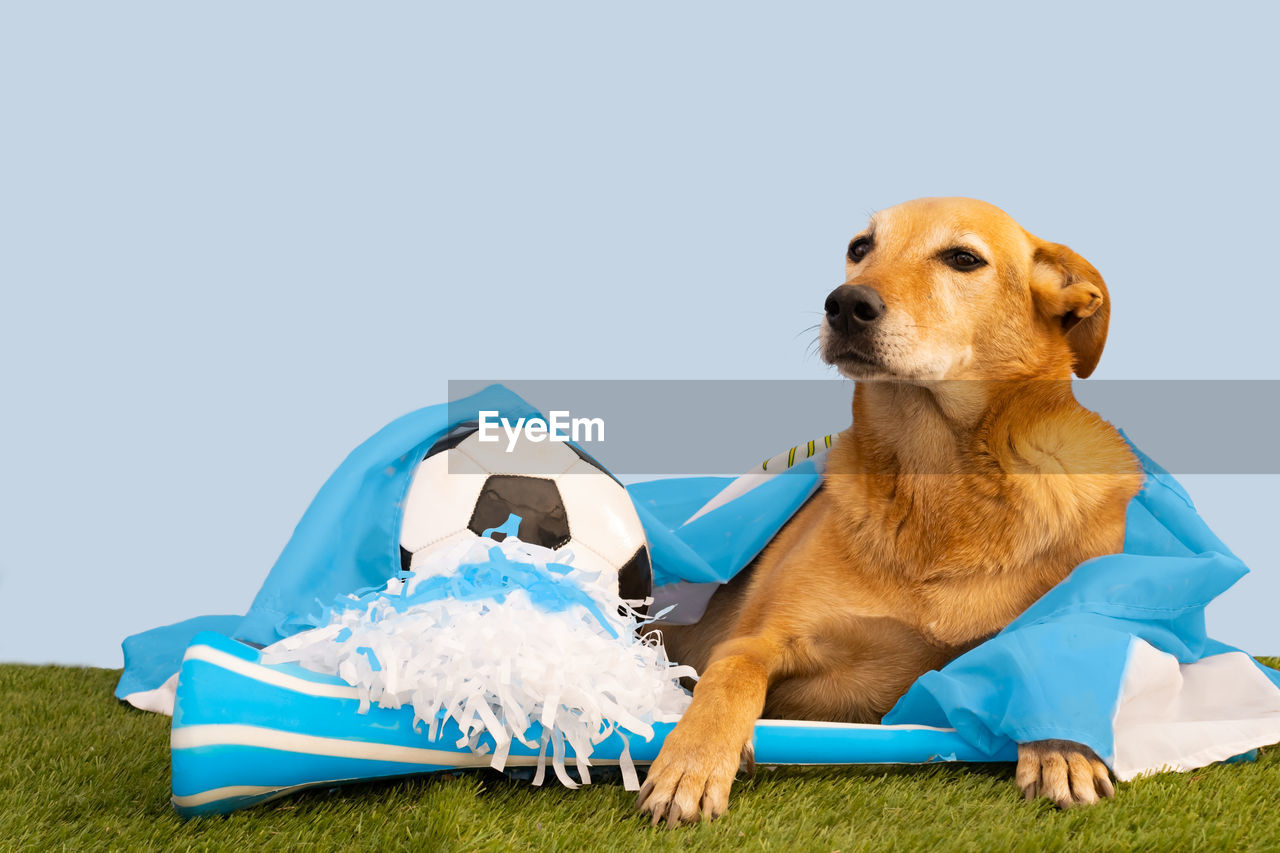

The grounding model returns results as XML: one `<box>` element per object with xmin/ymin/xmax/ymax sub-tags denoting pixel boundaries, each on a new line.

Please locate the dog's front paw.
<box><xmin>636</xmin><ymin>728</ymin><xmax>751</xmax><ymax>827</ymax></box>
<box><xmin>1016</xmin><ymin>739</ymin><xmax>1115</xmax><ymax>808</ymax></box>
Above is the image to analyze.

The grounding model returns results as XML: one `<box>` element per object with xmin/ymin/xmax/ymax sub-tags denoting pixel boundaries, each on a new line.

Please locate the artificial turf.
<box><xmin>4</xmin><ymin>661</ymin><xmax>1279</xmax><ymax>852</ymax></box>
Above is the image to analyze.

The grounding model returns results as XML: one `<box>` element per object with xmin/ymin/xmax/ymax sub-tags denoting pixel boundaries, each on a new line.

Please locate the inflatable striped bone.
<box><xmin>170</xmin><ymin>631</ymin><xmax>1009</xmax><ymax>817</ymax></box>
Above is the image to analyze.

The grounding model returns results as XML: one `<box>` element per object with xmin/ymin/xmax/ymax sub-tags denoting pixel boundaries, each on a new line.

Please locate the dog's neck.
<box><xmin>848</xmin><ymin>378</ymin><xmax>1079</xmax><ymax>475</ymax></box>
<box><xmin>829</xmin><ymin>376</ymin><xmax>1140</xmax><ymax>638</ymax></box>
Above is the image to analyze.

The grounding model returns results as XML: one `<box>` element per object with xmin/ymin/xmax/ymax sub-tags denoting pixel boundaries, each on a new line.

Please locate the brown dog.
<box><xmin>638</xmin><ymin>197</ymin><xmax>1143</xmax><ymax>825</ymax></box>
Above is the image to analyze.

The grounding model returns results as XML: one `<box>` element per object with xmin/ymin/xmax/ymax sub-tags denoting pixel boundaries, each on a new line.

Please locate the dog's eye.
<box><xmin>943</xmin><ymin>249</ymin><xmax>986</xmax><ymax>272</ymax></box>
<box><xmin>847</xmin><ymin>237</ymin><xmax>872</xmax><ymax>263</ymax></box>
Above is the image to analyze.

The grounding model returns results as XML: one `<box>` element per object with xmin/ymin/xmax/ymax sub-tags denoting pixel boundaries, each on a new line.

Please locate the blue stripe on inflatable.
<box><xmin>172</xmin><ymin>743</ymin><xmax>454</xmax><ymax>806</ymax></box>
<box><xmin>752</xmin><ymin>720</ymin><xmax>1014</xmax><ymax>766</ymax></box>
<box><xmin>170</xmin><ymin>632</ymin><xmax>1010</xmax><ymax>817</ymax></box>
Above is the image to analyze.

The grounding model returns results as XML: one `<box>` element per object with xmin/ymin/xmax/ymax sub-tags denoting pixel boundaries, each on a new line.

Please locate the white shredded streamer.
<box><xmin>261</xmin><ymin>532</ymin><xmax>694</xmax><ymax>790</ymax></box>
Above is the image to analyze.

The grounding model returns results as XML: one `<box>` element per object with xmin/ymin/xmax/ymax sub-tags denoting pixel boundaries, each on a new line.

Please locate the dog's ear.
<box><xmin>1031</xmin><ymin>241</ymin><xmax>1110</xmax><ymax>378</ymax></box>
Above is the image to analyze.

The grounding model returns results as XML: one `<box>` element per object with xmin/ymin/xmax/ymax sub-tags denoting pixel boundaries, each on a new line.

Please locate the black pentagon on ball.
<box><xmin>618</xmin><ymin>545</ymin><xmax>652</xmax><ymax>603</ymax></box>
<box><xmin>468</xmin><ymin>475</ymin><xmax>571</xmax><ymax>550</ymax></box>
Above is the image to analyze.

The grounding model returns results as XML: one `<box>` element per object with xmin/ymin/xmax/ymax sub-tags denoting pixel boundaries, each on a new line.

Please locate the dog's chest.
<box><xmin>823</xmin><ymin>475</ymin><xmax>1073</xmax><ymax>642</ymax></box>
<box><xmin>840</xmin><ymin>473</ymin><xmax>1024</xmax><ymax>572</ymax></box>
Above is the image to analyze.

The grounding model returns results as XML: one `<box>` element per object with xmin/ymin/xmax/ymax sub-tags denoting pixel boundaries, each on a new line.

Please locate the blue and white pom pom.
<box><xmin>260</xmin><ymin>514</ymin><xmax>694</xmax><ymax>790</ymax></box>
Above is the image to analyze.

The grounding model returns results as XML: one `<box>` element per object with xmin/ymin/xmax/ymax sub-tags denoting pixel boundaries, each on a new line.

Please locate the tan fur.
<box><xmin>637</xmin><ymin>198</ymin><xmax>1143</xmax><ymax>825</ymax></box>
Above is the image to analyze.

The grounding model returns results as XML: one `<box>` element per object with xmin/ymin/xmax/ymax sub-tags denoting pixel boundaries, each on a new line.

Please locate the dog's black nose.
<box><xmin>825</xmin><ymin>284</ymin><xmax>886</xmax><ymax>333</ymax></box>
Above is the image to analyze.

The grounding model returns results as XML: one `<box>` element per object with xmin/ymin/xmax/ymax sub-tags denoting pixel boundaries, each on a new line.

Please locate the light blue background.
<box><xmin>2</xmin><ymin>3</ymin><xmax>1277</xmax><ymax>667</ymax></box>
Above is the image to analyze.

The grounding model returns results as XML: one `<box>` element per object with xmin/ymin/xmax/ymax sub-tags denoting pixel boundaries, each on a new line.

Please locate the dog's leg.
<box><xmin>636</xmin><ymin>635</ymin><xmax>778</xmax><ymax>826</ymax></box>
<box><xmin>1016</xmin><ymin>739</ymin><xmax>1115</xmax><ymax>808</ymax></box>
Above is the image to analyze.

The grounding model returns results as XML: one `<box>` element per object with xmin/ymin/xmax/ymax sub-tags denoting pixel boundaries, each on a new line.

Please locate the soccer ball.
<box><xmin>398</xmin><ymin>422</ymin><xmax>652</xmax><ymax>604</ymax></box>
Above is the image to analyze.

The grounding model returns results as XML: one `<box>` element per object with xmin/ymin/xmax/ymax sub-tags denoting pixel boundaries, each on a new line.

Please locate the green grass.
<box><xmin>4</xmin><ymin>662</ymin><xmax>1280</xmax><ymax>852</ymax></box>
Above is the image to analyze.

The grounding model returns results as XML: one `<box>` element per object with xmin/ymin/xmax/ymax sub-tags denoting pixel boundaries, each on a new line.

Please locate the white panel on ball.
<box><xmin>556</xmin><ymin>458</ymin><xmax>647</xmax><ymax>568</ymax></box>
<box><xmin>453</xmin><ymin>432</ymin><xmax>581</xmax><ymax>477</ymax></box>
<box><xmin>407</xmin><ymin>529</ymin><xmax>478</xmax><ymax>573</ymax></box>
<box><xmin>399</xmin><ymin>450</ymin><xmax>487</xmax><ymax>553</ymax></box>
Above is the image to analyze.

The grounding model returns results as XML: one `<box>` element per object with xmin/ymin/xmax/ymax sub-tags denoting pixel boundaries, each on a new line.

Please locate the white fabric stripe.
<box><xmin>683</xmin><ymin>472</ymin><xmax>776</xmax><ymax>526</ymax></box>
<box><xmin>1111</xmin><ymin>642</ymin><xmax>1280</xmax><ymax>781</ymax></box>
<box><xmin>171</xmin><ymin>723</ymin><xmax>626</xmax><ymax>769</ymax></box>
<box><xmin>683</xmin><ymin>446</ymin><xmax>830</xmax><ymax>527</ymax></box>
<box><xmin>122</xmin><ymin>672</ymin><xmax>179</xmax><ymax>716</ymax></box>
<box><xmin>182</xmin><ymin>643</ymin><xmax>359</xmax><ymax>700</ymax></box>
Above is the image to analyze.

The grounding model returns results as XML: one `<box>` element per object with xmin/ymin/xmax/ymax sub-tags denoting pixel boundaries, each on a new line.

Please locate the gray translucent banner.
<box><xmin>445</xmin><ymin>380</ymin><xmax>1280</xmax><ymax>476</ymax></box>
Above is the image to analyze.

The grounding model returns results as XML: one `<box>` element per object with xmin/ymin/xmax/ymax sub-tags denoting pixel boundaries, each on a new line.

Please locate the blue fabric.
<box><xmin>117</xmin><ymin>386</ymin><xmax>1278</xmax><ymax>769</ymax></box>
<box><xmin>115</xmin><ymin>614</ymin><xmax>241</xmax><ymax>701</ymax></box>
<box><xmin>628</xmin><ymin>464</ymin><xmax>822</xmax><ymax>587</ymax></box>
<box><xmin>233</xmin><ymin>384</ymin><xmax>540</xmax><ymax>646</ymax></box>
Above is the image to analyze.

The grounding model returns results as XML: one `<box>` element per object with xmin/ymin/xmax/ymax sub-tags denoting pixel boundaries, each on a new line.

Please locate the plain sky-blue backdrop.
<box><xmin>2</xmin><ymin>2</ymin><xmax>1277</xmax><ymax>667</ymax></box>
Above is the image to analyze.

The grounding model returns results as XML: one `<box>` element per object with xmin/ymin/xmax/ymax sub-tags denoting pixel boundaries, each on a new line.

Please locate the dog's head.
<box><xmin>820</xmin><ymin>197</ymin><xmax>1110</xmax><ymax>381</ymax></box>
